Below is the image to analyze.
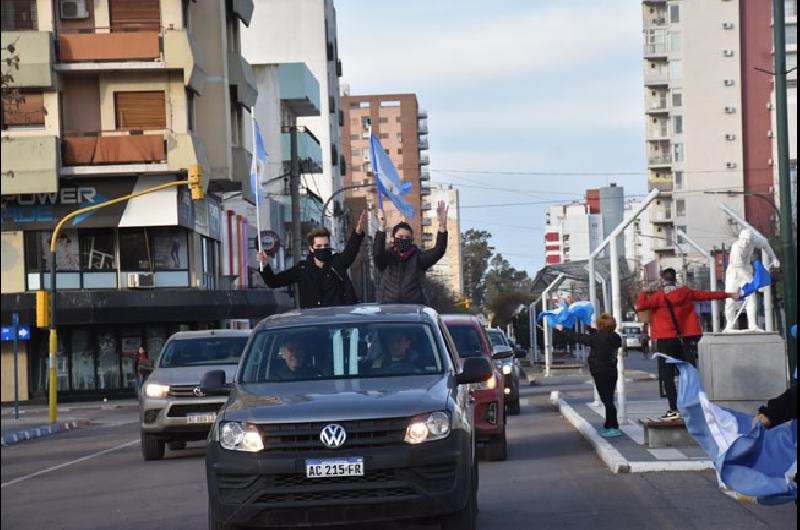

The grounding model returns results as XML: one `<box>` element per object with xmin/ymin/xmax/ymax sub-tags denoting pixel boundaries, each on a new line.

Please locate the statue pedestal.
<box><xmin>698</xmin><ymin>332</ymin><xmax>788</xmax><ymax>414</ymax></box>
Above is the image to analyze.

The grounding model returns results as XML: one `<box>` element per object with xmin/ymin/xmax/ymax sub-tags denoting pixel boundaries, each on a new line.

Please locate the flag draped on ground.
<box><xmin>537</xmin><ymin>301</ymin><xmax>595</xmax><ymax>329</ymax></box>
<box><xmin>740</xmin><ymin>260</ymin><xmax>771</xmax><ymax>299</ymax></box>
<box><xmin>666</xmin><ymin>356</ymin><xmax>797</xmax><ymax>505</ymax></box>
<box><xmin>369</xmin><ymin>132</ymin><xmax>415</xmax><ymax>219</ymax></box>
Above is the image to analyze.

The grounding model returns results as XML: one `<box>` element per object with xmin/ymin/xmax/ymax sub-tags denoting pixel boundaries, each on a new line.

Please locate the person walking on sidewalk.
<box><xmin>557</xmin><ymin>314</ymin><xmax>623</xmax><ymax>437</ymax></box>
<box><xmin>257</xmin><ymin>211</ymin><xmax>367</xmax><ymax>308</ymax></box>
<box><xmin>372</xmin><ymin>201</ymin><xmax>448</xmax><ymax>304</ymax></box>
<box><xmin>636</xmin><ymin>268</ymin><xmax>739</xmax><ymax>420</ymax></box>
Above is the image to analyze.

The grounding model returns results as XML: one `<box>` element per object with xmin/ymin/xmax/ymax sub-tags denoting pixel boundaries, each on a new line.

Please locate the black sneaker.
<box><xmin>660</xmin><ymin>410</ymin><xmax>681</xmax><ymax>420</ymax></box>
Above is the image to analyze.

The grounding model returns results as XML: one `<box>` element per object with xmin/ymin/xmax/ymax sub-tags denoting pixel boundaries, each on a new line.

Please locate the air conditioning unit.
<box><xmin>723</xmin><ymin>49</ymin><xmax>735</xmax><ymax>57</ymax></box>
<box><xmin>767</xmin><ymin>130</ymin><xmax>774</xmax><ymax>138</ymax></box>
<box><xmin>723</xmin><ymin>79</ymin><xmax>736</xmax><ymax>86</ymax></box>
<box><xmin>722</xmin><ymin>22</ymin><xmax>735</xmax><ymax>30</ymax></box>
<box><xmin>766</xmin><ymin>102</ymin><xmax>774</xmax><ymax>110</ymax></box>
<box><xmin>725</xmin><ymin>133</ymin><xmax>736</xmax><ymax>140</ymax></box>
<box><xmin>127</xmin><ymin>273</ymin><xmax>155</xmax><ymax>289</ymax></box>
<box><xmin>724</xmin><ymin>106</ymin><xmax>737</xmax><ymax>114</ymax></box>
<box><xmin>768</xmin><ymin>159</ymin><xmax>775</xmax><ymax>166</ymax></box>
<box><xmin>60</xmin><ymin>0</ymin><xmax>89</xmax><ymax>19</ymax></box>
<box><xmin>725</xmin><ymin>162</ymin><xmax>738</xmax><ymax>169</ymax></box>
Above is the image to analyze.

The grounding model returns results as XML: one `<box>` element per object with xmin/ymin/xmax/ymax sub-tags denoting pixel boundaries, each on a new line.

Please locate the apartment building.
<box><xmin>0</xmin><ymin>0</ymin><xmax>290</xmax><ymax>402</ymax></box>
<box><xmin>641</xmin><ymin>0</ymin><xmax>797</xmax><ymax>268</ymax></box>
<box><xmin>241</xmin><ymin>0</ymin><xmax>346</xmax><ymax>245</ymax></box>
<box><xmin>425</xmin><ymin>184</ymin><xmax>463</xmax><ymax>299</ymax></box>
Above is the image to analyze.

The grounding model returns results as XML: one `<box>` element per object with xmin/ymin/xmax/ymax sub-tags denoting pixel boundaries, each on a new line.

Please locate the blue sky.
<box><xmin>336</xmin><ymin>0</ymin><xmax>648</xmax><ymax>275</ymax></box>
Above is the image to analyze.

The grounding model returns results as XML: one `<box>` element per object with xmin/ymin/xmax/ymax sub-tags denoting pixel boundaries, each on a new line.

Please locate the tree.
<box><xmin>482</xmin><ymin>253</ymin><xmax>534</xmax><ymax>327</ymax></box>
<box><xmin>462</xmin><ymin>229</ymin><xmax>493</xmax><ymax>309</ymax></box>
<box><xmin>425</xmin><ymin>277</ymin><xmax>464</xmax><ymax>314</ymax></box>
<box><xmin>488</xmin><ymin>291</ymin><xmax>533</xmax><ymax>329</ymax></box>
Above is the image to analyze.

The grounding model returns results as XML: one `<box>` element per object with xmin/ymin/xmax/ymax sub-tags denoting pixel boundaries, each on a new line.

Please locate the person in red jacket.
<box><xmin>636</xmin><ymin>268</ymin><xmax>739</xmax><ymax>419</ymax></box>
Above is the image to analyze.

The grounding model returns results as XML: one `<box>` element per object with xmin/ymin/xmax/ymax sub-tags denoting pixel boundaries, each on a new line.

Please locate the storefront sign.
<box><xmin>260</xmin><ymin>230</ymin><xmax>281</xmax><ymax>256</ymax></box>
<box><xmin>1</xmin><ymin>326</ymin><xmax>30</xmax><ymax>341</ymax></box>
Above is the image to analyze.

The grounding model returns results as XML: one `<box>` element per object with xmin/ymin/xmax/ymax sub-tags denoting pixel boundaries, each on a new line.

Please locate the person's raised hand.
<box><xmin>356</xmin><ymin>210</ymin><xmax>368</xmax><ymax>235</ymax></box>
<box><xmin>436</xmin><ymin>200</ymin><xmax>448</xmax><ymax>228</ymax></box>
<box><xmin>376</xmin><ymin>208</ymin><xmax>386</xmax><ymax>232</ymax></box>
<box><xmin>257</xmin><ymin>250</ymin><xmax>268</xmax><ymax>264</ymax></box>
<box><xmin>555</xmin><ymin>324</ymin><xmax>564</xmax><ymax>331</ymax></box>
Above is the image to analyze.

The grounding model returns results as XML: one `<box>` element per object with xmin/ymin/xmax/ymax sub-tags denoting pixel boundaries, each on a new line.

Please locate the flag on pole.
<box><xmin>369</xmin><ymin>131</ymin><xmax>415</xmax><ymax>219</ymax></box>
<box><xmin>665</xmin><ymin>356</ymin><xmax>797</xmax><ymax>505</ymax></box>
<box><xmin>537</xmin><ymin>301</ymin><xmax>595</xmax><ymax>329</ymax></box>
<box><xmin>740</xmin><ymin>260</ymin><xmax>771</xmax><ymax>299</ymax></box>
<box><xmin>250</xmin><ymin>119</ymin><xmax>267</xmax><ymax>208</ymax></box>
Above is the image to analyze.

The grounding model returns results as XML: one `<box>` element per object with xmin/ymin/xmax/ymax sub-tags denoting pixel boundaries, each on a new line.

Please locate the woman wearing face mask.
<box><xmin>373</xmin><ymin>201</ymin><xmax>448</xmax><ymax>304</ymax></box>
<box><xmin>257</xmin><ymin>210</ymin><xmax>367</xmax><ymax>308</ymax></box>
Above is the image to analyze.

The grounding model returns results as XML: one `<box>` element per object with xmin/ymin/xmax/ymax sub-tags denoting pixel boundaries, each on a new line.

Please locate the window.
<box><xmin>676</xmin><ymin>225</ymin><xmax>687</xmax><ymax>243</ymax></box>
<box><xmin>673</xmin><ymin>143</ymin><xmax>684</xmax><ymax>162</ymax></box>
<box><xmin>226</xmin><ymin>16</ymin><xmax>240</xmax><ymax>53</ymax></box>
<box><xmin>396</xmin><ymin>132</ymin><xmax>402</xmax><ymax>141</ymax></box>
<box><xmin>674</xmin><ymin>171</ymin><xmax>683</xmax><ymax>189</ymax></box>
<box><xmin>676</xmin><ymin>199</ymin><xmax>686</xmax><ymax>216</ymax></box>
<box><xmin>114</xmin><ymin>91</ymin><xmax>166</xmax><ymax>130</ymax></box>
<box><xmin>80</xmin><ymin>230</ymin><xmax>116</xmax><ymax>271</ymax></box>
<box><xmin>397</xmin><ymin>148</ymin><xmax>402</xmax><ymax>155</ymax></box>
<box><xmin>669</xmin><ymin>5</ymin><xmax>679</xmax><ymax>24</ymax></box>
<box><xmin>186</xmin><ymin>90</ymin><xmax>195</xmax><ymax>132</ymax></box>
<box><xmin>2</xmin><ymin>90</ymin><xmax>45</xmax><ymax>128</ymax></box>
<box><xmin>673</xmin><ymin>115</ymin><xmax>683</xmax><ymax>134</ymax></box>
<box><xmin>786</xmin><ymin>25</ymin><xmax>797</xmax><ymax>46</ymax></box>
<box><xmin>670</xmin><ymin>60</ymin><xmax>682</xmax><ymax>80</ymax></box>
<box><xmin>395</xmin><ymin>116</ymin><xmax>401</xmax><ymax>123</ymax></box>
<box><xmin>672</xmin><ymin>90</ymin><xmax>682</xmax><ymax>107</ymax></box>
<box><xmin>787</xmin><ymin>0</ymin><xmax>798</xmax><ymax>17</ymax></box>
<box><xmin>379</xmin><ymin>133</ymin><xmax>389</xmax><ymax>140</ymax></box>
<box><xmin>1</xmin><ymin>0</ymin><xmax>37</xmax><ymax>31</ymax></box>
<box><xmin>152</xmin><ymin>228</ymin><xmax>188</xmax><ymax>270</ymax></box>
<box><xmin>350</xmin><ymin>134</ymin><xmax>359</xmax><ymax>140</ymax></box>
<box><xmin>119</xmin><ymin>229</ymin><xmax>151</xmax><ymax>271</ymax></box>
<box><xmin>378</xmin><ymin>117</ymin><xmax>388</xmax><ymax>124</ymax></box>
<box><xmin>361</xmin><ymin>116</ymin><xmax>370</xmax><ymax>130</ymax></box>
<box><xmin>669</xmin><ymin>32</ymin><xmax>681</xmax><ymax>53</ymax></box>
<box><xmin>181</xmin><ymin>0</ymin><xmax>191</xmax><ymax>30</ymax></box>
<box><xmin>109</xmin><ymin>0</ymin><xmax>160</xmax><ymax>31</ymax></box>
<box><xmin>230</xmin><ymin>103</ymin><xmax>242</xmax><ymax>146</ymax></box>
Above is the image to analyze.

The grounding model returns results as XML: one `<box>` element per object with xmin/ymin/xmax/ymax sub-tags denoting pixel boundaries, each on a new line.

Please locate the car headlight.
<box><xmin>144</xmin><ymin>383</ymin><xmax>170</xmax><ymax>398</ymax></box>
<box><xmin>474</xmin><ymin>374</ymin><xmax>497</xmax><ymax>391</ymax></box>
<box><xmin>219</xmin><ymin>422</ymin><xmax>264</xmax><ymax>452</ymax></box>
<box><xmin>502</xmin><ymin>364</ymin><xmax>513</xmax><ymax>375</ymax></box>
<box><xmin>405</xmin><ymin>411</ymin><xmax>451</xmax><ymax>444</ymax></box>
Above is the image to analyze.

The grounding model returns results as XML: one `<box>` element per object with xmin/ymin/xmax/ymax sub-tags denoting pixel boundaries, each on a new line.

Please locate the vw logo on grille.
<box><xmin>319</xmin><ymin>424</ymin><xmax>347</xmax><ymax>448</ymax></box>
<box><xmin>192</xmin><ymin>387</ymin><xmax>204</xmax><ymax>397</ymax></box>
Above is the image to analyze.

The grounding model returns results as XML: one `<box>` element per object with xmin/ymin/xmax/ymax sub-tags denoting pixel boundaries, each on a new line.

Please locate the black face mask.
<box><xmin>312</xmin><ymin>248</ymin><xmax>333</xmax><ymax>262</ymax></box>
<box><xmin>393</xmin><ymin>238</ymin><xmax>412</xmax><ymax>252</ymax></box>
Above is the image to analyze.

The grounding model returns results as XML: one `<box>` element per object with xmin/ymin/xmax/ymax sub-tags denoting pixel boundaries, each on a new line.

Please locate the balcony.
<box><xmin>645</xmin><ymin>94</ymin><xmax>670</xmax><ymax>114</ymax></box>
<box><xmin>648</xmin><ymin>175</ymin><xmax>673</xmax><ymax>192</ymax></box>
<box><xmin>421</xmin><ymin>203</ymin><xmax>432</xmax><ymax>212</ymax></box>
<box><xmin>417</xmin><ymin>109</ymin><xmax>428</xmax><ymax>119</ymax></box>
<box><xmin>421</xmin><ymin>218</ymin><xmax>433</xmax><ymax>227</ymax></box>
<box><xmin>421</xmin><ymin>186</ymin><xmax>431</xmax><ymax>196</ymax></box>
<box><xmin>228</xmin><ymin>53</ymin><xmax>257</xmax><ymax>108</ymax></box>
<box><xmin>419</xmin><ymin>154</ymin><xmax>430</xmax><ymax>165</ymax></box>
<box><xmin>1</xmin><ymin>136</ymin><xmax>58</xmax><ymax>194</ymax></box>
<box><xmin>282</xmin><ymin>131</ymin><xmax>323</xmax><ymax>173</ymax></box>
<box><xmin>652</xmin><ymin>209</ymin><xmax>674</xmax><ymax>224</ymax></box>
<box><xmin>62</xmin><ymin>131</ymin><xmax>166</xmax><ymax>168</ymax></box>
<box><xmin>647</xmin><ymin>124</ymin><xmax>670</xmax><ymax>140</ymax></box>
<box><xmin>279</xmin><ymin>63</ymin><xmax>321</xmax><ymax>117</ymax></box>
<box><xmin>1</xmin><ymin>31</ymin><xmax>53</xmax><ymax>87</ymax></box>
<box><xmin>420</xmin><ymin>168</ymin><xmax>431</xmax><ymax>181</ymax></box>
<box><xmin>648</xmin><ymin>153</ymin><xmax>672</xmax><ymax>167</ymax></box>
<box><xmin>163</xmin><ymin>30</ymin><xmax>206</xmax><ymax>94</ymax></box>
<box><xmin>417</xmin><ymin>122</ymin><xmax>428</xmax><ymax>134</ymax></box>
<box><xmin>644</xmin><ymin>43</ymin><xmax>668</xmax><ymax>58</ymax></box>
<box><xmin>418</xmin><ymin>138</ymin><xmax>429</xmax><ymax>150</ymax></box>
<box><xmin>644</xmin><ymin>68</ymin><xmax>669</xmax><ymax>86</ymax></box>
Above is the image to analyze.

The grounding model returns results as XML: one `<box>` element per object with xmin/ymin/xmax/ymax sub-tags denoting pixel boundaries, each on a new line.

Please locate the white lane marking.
<box><xmin>519</xmin><ymin>399</ymin><xmax>530</xmax><ymax>407</ymax></box>
<box><xmin>1</xmin><ymin>439</ymin><xmax>139</xmax><ymax>489</ymax></box>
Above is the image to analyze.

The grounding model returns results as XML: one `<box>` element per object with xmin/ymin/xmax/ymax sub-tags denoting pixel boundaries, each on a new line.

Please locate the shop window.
<box><xmin>202</xmin><ymin>236</ymin><xmax>216</xmax><ymax>289</ymax></box>
<box><xmin>114</xmin><ymin>91</ymin><xmax>166</xmax><ymax>130</ymax></box>
<box><xmin>71</xmin><ymin>329</ymin><xmax>96</xmax><ymax>391</ymax></box>
<box><xmin>97</xmin><ymin>329</ymin><xmax>121</xmax><ymax>390</ymax></box>
<box><xmin>152</xmin><ymin>228</ymin><xmax>188</xmax><ymax>270</ymax></box>
<box><xmin>119</xmin><ymin>229</ymin><xmax>151</xmax><ymax>271</ymax></box>
<box><xmin>120</xmin><ymin>333</ymin><xmax>142</xmax><ymax>390</ymax></box>
<box><xmin>80</xmin><ymin>230</ymin><xmax>115</xmax><ymax>271</ymax></box>
<box><xmin>2</xmin><ymin>91</ymin><xmax>45</xmax><ymax>129</ymax></box>
<box><xmin>1</xmin><ymin>0</ymin><xmax>37</xmax><ymax>31</ymax></box>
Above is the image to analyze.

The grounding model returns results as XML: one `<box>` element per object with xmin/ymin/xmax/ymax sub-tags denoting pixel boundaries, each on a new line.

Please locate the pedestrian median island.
<box><xmin>548</xmin><ymin>372</ymin><xmax>714</xmax><ymax>474</ymax></box>
<box><xmin>1</xmin><ymin>418</ymin><xmax>91</xmax><ymax>447</ymax></box>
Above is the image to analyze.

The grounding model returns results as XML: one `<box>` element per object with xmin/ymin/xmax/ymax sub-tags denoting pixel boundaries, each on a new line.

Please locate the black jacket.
<box><xmin>560</xmin><ymin>328</ymin><xmax>621</xmax><ymax>373</ymax></box>
<box><xmin>260</xmin><ymin>231</ymin><xmax>364</xmax><ymax>308</ymax></box>
<box><xmin>758</xmin><ymin>382</ymin><xmax>797</xmax><ymax>427</ymax></box>
<box><xmin>373</xmin><ymin>230</ymin><xmax>447</xmax><ymax>304</ymax></box>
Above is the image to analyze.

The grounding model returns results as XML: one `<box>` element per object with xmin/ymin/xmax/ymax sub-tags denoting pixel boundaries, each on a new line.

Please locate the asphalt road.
<box><xmin>1</xmin><ymin>378</ymin><xmax>794</xmax><ymax>530</ymax></box>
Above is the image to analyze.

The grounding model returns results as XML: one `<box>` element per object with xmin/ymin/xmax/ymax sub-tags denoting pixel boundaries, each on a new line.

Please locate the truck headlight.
<box><xmin>144</xmin><ymin>383</ymin><xmax>170</xmax><ymax>398</ymax></box>
<box><xmin>502</xmin><ymin>364</ymin><xmax>513</xmax><ymax>375</ymax></box>
<box><xmin>405</xmin><ymin>411</ymin><xmax>451</xmax><ymax>444</ymax></box>
<box><xmin>219</xmin><ymin>422</ymin><xmax>264</xmax><ymax>452</ymax></box>
<box><xmin>475</xmin><ymin>375</ymin><xmax>497</xmax><ymax>391</ymax></box>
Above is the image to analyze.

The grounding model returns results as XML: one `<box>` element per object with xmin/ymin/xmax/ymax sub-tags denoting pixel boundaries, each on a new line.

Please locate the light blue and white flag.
<box><xmin>537</xmin><ymin>301</ymin><xmax>595</xmax><ymax>329</ymax></box>
<box><xmin>369</xmin><ymin>132</ymin><xmax>415</xmax><ymax>219</ymax></box>
<box><xmin>249</xmin><ymin>119</ymin><xmax>267</xmax><ymax>208</ymax></box>
<box><xmin>666</xmin><ymin>356</ymin><xmax>797</xmax><ymax>505</ymax></box>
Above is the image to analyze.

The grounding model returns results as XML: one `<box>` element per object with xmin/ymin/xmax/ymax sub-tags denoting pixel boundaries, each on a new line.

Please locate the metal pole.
<box><xmin>12</xmin><ymin>311</ymin><xmax>19</xmax><ymax>420</ymax></box>
<box><xmin>610</xmin><ymin>235</ymin><xmax>626</xmax><ymax>424</ymax></box>
<box><xmin>588</xmin><ymin>257</ymin><xmax>597</xmax><ymax>327</ymax></box>
<box><xmin>762</xmin><ymin>250</ymin><xmax>774</xmax><ymax>332</ymax></box>
<box><xmin>543</xmin><ymin>289</ymin><xmax>551</xmax><ymax>377</ymax></box>
<box><xmin>773</xmin><ymin>0</ymin><xmax>797</xmax><ymax>372</ymax></box>
<box><xmin>529</xmin><ymin>302</ymin><xmax>536</xmax><ymax>365</ymax></box>
<box><xmin>49</xmin><ymin>248</ymin><xmax>57</xmax><ymax>424</ymax></box>
<box><xmin>290</xmin><ymin>126</ymin><xmax>302</xmax><ymax>308</ymax></box>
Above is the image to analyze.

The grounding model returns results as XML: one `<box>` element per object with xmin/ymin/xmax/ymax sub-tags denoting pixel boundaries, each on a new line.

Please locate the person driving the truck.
<box><xmin>273</xmin><ymin>339</ymin><xmax>321</xmax><ymax>380</ymax></box>
<box><xmin>371</xmin><ymin>329</ymin><xmax>422</xmax><ymax>373</ymax></box>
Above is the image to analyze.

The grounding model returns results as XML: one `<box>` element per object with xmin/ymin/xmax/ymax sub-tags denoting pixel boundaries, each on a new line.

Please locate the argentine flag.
<box><xmin>249</xmin><ymin>119</ymin><xmax>267</xmax><ymax>207</ymax></box>
<box><xmin>740</xmin><ymin>260</ymin><xmax>771</xmax><ymax>299</ymax></box>
<box><xmin>667</xmin><ymin>357</ymin><xmax>797</xmax><ymax>505</ymax></box>
<box><xmin>538</xmin><ymin>301</ymin><xmax>595</xmax><ymax>329</ymax></box>
<box><xmin>369</xmin><ymin>132</ymin><xmax>415</xmax><ymax>219</ymax></box>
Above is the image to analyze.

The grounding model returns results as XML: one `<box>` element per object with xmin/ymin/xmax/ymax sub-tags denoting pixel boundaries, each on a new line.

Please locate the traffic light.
<box><xmin>188</xmin><ymin>164</ymin><xmax>204</xmax><ymax>200</ymax></box>
<box><xmin>36</xmin><ymin>290</ymin><xmax>50</xmax><ymax>328</ymax></box>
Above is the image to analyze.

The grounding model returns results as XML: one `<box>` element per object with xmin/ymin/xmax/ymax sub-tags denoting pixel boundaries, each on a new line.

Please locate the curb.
<box><xmin>1</xmin><ymin>419</ymin><xmax>91</xmax><ymax>447</ymax></box>
<box><xmin>549</xmin><ymin>391</ymin><xmax>714</xmax><ymax>474</ymax></box>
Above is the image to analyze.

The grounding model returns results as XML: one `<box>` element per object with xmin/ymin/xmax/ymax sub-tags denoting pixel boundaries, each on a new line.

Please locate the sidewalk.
<box><xmin>1</xmin><ymin>399</ymin><xmax>138</xmax><ymax>446</ymax></box>
<box><xmin>523</xmin><ymin>359</ymin><xmax>713</xmax><ymax>474</ymax></box>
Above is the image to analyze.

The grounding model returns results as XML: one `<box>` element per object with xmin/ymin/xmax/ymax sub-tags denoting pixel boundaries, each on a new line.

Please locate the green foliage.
<box><xmin>461</xmin><ymin>229</ymin><xmax>493</xmax><ymax>309</ymax></box>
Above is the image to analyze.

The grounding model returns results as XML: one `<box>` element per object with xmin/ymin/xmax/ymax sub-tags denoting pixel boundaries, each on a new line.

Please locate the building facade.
<box><xmin>426</xmin><ymin>184</ymin><xmax>463</xmax><ymax>298</ymax></box>
<box><xmin>0</xmin><ymin>0</ymin><xmax>290</xmax><ymax>402</ymax></box>
<box><xmin>241</xmin><ymin>0</ymin><xmax>346</xmax><ymax>246</ymax></box>
<box><xmin>640</xmin><ymin>0</ymin><xmax>797</xmax><ymax>269</ymax></box>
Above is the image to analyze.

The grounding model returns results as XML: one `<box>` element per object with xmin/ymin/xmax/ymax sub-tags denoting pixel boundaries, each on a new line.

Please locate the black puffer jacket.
<box><xmin>260</xmin><ymin>231</ymin><xmax>363</xmax><ymax>308</ymax></box>
<box><xmin>758</xmin><ymin>382</ymin><xmax>797</xmax><ymax>427</ymax></box>
<box><xmin>560</xmin><ymin>328</ymin><xmax>621</xmax><ymax>373</ymax></box>
<box><xmin>373</xmin><ymin>230</ymin><xmax>447</xmax><ymax>304</ymax></box>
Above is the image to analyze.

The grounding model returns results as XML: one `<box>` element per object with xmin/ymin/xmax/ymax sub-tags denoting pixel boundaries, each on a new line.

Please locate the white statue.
<box><xmin>723</xmin><ymin>229</ymin><xmax>779</xmax><ymax>332</ymax></box>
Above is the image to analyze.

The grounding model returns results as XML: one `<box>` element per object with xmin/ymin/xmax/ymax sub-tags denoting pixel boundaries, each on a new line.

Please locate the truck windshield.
<box><xmin>240</xmin><ymin>323</ymin><xmax>444</xmax><ymax>383</ymax></box>
<box><xmin>623</xmin><ymin>327</ymin><xmax>641</xmax><ymax>336</ymax></box>
<box><xmin>159</xmin><ymin>337</ymin><xmax>248</xmax><ymax>368</ymax></box>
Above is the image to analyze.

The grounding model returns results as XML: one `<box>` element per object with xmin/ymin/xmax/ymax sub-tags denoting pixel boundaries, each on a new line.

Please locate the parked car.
<box><xmin>485</xmin><ymin>328</ymin><xmax>523</xmax><ymax>415</ymax></box>
<box><xmin>139</xmin><ymin>329</ymin><xmax>250</xmax><ymax>461</ymax></box>
<box><xmin>203</xmin><ymin>305</ymin><xmax>492</xmax><ymax>530</ymax></box>
<box><xmin>443</xmin><ymin>315</ymin><xmax>510</xmax><ymax>459</ymax></box>
<box><xmin>621</xmin><ymin>322</ymin><xmax>645</xmax><ymax>352</ymax></box>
